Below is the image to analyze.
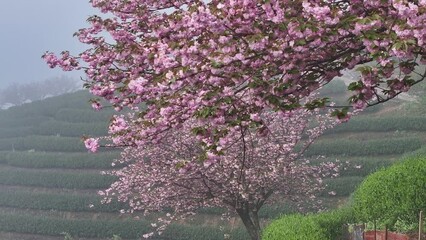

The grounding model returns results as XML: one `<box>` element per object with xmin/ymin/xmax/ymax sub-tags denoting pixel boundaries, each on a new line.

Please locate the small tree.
<box><xmin>99</xmin><ymin>107</ymin><xmax>339</xmax><ymax>240</ymax></box>
<box><xmin>353</xmin><ymin>155</ymin><xmax>426</xmax><ymax>231</ymax></box>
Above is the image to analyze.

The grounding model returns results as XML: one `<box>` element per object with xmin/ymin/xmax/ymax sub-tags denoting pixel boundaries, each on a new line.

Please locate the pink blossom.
<box><xmin>84</xmin><ymin>138</ymin><xmax>99</xmax><ymax>153</ymax></box>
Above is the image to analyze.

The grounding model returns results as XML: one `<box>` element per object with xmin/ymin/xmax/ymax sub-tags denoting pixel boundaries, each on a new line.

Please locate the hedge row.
<box><xmin>0</xmin><ymin>127</ymin><xmax>33</xmax><ymax>139</ymax></box>
<box><xmin>0</xmin><ymin>136</ymin><xmax>86</xmax><ymax>152</ymax></box>
<box><xmin>0</xmin><ymin>116</ymin><xmax>51</xmax><ymax>129</ymax></box>
<box><xmin>305</xmin><ymin>137</ymin><xmax>423</xmax><ymax>157</ymax></box>
<box><xmin>0</xmin><ymin>168</ymin><xmax>115</xmax><ymax>189</ymax></box>
<box><xmin>0</xmin><ymin>212</ymin><xmax>248</xmax><ymax>240</ymax></box>
<box><xmin>325</xmin><ymin>116</ymin><xmax>426</xmax><ymax>134</ymax></box>
<box><xmin>0</xmin><ymin>212</ymin><xmax>150</xmax><ymax>239</ymax></box>
<box><xmin>320</xmin><ymin>176</ymin><xmax>365</xmax><ymax>197</ymax></box>
<box><xmin>0</xmin><ymin>151</ymin><xmax>117</xmax><ymax>169</ymax></box>
<box><xmin>0</xmin><ymin>190</ymin><xmax>126</xmax><ymax>213</ymax></box>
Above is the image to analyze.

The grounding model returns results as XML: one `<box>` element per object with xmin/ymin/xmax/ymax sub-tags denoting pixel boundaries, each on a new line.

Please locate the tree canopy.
<box><xmin>44</xmin><ymin>0</ymin><xmax>426</xmax><ymax>151</ymax></box>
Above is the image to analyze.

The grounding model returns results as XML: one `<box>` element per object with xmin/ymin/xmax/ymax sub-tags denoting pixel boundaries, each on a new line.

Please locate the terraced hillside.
<box><xmin>0</xmin><ymin>89</ymin><xmax>424</xmax><ymax>239</ymax></box>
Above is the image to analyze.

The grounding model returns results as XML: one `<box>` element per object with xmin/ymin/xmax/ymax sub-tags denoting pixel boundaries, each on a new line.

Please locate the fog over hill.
<box><xmin>0</xmin><ymin>76</ymin><xmax>81</xmax><ymax>110</ymax></box>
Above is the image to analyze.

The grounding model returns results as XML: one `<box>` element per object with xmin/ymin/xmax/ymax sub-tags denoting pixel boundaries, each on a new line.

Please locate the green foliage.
<box><xmin>0</xmin><ymin>189</ymin><xmax>126</xmax><ymax>212</ymax></box>
<box><xmin>0</xmin><ymin>168</ymin><xmax>115</xmax><ymax>189</ymax></box>
<box><xmin>353</xmin><ymin>156</ymin><xmax>426</xmax><ymax>230</ymax></box>
<box><xmin>0</xmin><ymin>136</ymin><xmax>86</xmax><ymax>152</ymax></box>
<box><xmin>311</xmin><ymin>208</ymin><xmax>356</xmax><ymax>240</ymax></box>
<box><xmin>262</xmin><ymin>208</ymin><xmax>355</xmax><ymax>240</ymax></box>
<box><xmin>0</xmin><ymin>151</ymin><xmax>117</xmax><ymax>169</ymax></box>
<box><xmin>305</xmin><ymin>137</ymin><xmax>422</xmax><ymax>157</ymax></box>
<box><xmin>320</xmin><ymin>176</ymin><xmax>364</xmax><ymax>197</ymax></box>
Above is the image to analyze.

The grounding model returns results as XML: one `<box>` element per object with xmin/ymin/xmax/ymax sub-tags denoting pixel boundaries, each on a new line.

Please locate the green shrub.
<box><xmin>353</xmin><ymin>156</ymin><xmax>426</xmax><ymax>230</ymax></box>
<box><xmin>262</xmin><ymin>214</ymin><xmax>327</xmax><ymax>240</ymax></box>
<box><xmin>311</xmin><ymin>208</ymin><xmax>356</xmax><ymax>239</ymax></box>
<box><xmin>262</xmin><ymin>208</ymin><xmax>355</xmax><ymax>240</ymax></box>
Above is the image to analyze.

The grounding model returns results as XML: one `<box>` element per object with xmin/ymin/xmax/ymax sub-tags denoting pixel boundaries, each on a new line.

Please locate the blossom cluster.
<box><xmin>44</xmin><ymin>0</ymin><xmax>426</xmax><ymax>150</ymax></box>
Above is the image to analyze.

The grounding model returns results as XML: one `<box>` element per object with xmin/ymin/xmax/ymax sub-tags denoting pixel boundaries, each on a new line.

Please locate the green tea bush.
<box><xmin>0</xmin><ymin>190</ymin><xmax>126</xmax><ymax>212</ymax></box>
<box><xmin>54</xmin><ymin>108</ymin><xmax>114</xmax><ymax>123</ymax></box>
<box><xmin>337</xmin><ymin>157</ymin><xmax>397</xmax><ymax>177</ymax></box>
<box><xmin>0</xmin><ymin>127</ymin><xmax>33</xmax><ymax>139</ymax></box>
<box><xmin>0</xmin><ymin>212</ymin><xmax>248</xmax><ymax>240</ymax></box>
<box><xmin>313</xmin><ymin>157</ymin><xmax>397</xmax><ymax>177</ymax></box>
<box><xmin>0</xmin><ymin>213</ymin><xmax>150</xmax><ymax>239</ymax></box>
<box><xmin>0</xmin><ymin>151</ymin><xmax>117</xmax><ymax>169</ymax></box>
<box><xmin>196</xmin><ymin>202</ymin><xmax>297</xmax><ymax>219</ymax></box>
<box><xmin>262</xmin><ymin>208</ymin><xmax>355</xmax><ymax>240</ymax></box>
<box><xmin>1</xmin><ymin>91</ymin><xmax>93</xmax><ymax>118</ymax></box>
<box><xmin>0</xmin><ymin>115</ymin><xmax>51</xmax><ymax>129</ymax></box>
<box><xmin>305</xmin><ymin>137</ymin><xmax>422</xmax><ymax>157</ymax></box>
<box><xmin>0</xmin><ymin>169</ymin><xmax>115</xmax><ymax>189</ymax></box>
<box><xmin>353</xmin><ymin>156</ymin><xmax>426</xmax><ymax>229</ymax></box>
<box><xmin>0</xmin><ymin>136</ymin><xmax>86</xmax><ymax>152</ymax></box>
<box><xmin>34</xmin><ymin>120</ymin><xmax>108</xmax><ymax>137</ymax></box>
<box><xmin>320</xmin><ymin>176</ymin><xmax>364</xmax><ymax>197</ymax></box>
<box><xmin>325</xmin><ymin>116</ymin><xmax>426</xmax><ymax>134</ymax></box>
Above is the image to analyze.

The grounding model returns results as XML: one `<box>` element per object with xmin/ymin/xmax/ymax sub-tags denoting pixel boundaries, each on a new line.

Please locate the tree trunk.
<box><xmin>236</xmin><ymin>207</ymin><xmax>261</xmax><ymax>240</ymax></box>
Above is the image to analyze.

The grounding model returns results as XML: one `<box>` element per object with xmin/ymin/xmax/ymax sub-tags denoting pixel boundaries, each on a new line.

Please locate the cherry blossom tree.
<box><xmin>44</xmin><ymin>0</ymin><xmax>426</xmax><ymax>150</ymax></box>
<box><xmin>44</xmin><ymin>1</ymin><xmax>426</xmax><ymax>238</ymax></box>
<box><xmin>100</xmin><ymin>107</ymin><xmax>338</xmax><ymax>240</ymax></box>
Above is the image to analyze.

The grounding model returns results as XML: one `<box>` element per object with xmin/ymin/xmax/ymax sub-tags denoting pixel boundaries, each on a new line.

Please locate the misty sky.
<box><xmin>0</xmin><ymin>1</ymin><xmax>100</xmax><ymax>89</ymax></box>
